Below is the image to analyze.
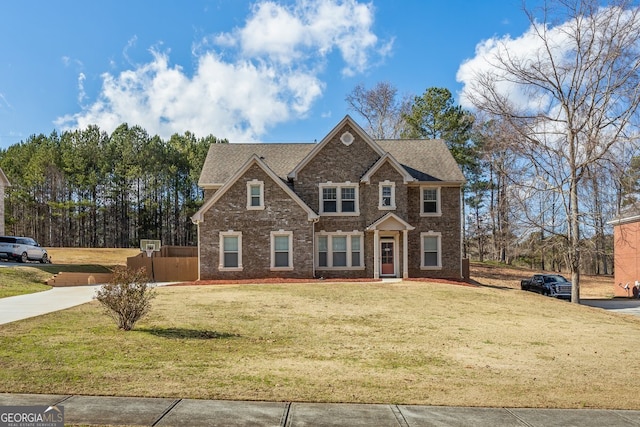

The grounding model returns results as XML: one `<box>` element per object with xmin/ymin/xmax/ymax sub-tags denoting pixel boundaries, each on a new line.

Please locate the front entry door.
<box><xmin>381</xmin><ymin>240</ymin><xmax>395</xmax><ymax>276</ymax></box>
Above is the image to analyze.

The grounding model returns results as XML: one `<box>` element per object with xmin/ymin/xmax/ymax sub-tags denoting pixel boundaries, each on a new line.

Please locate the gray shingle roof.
<box><xmin>198</xmin><ymin>139</ymin><xmax>465</xmax><ymax>186</ymax></box>
<box><xmin>198</xmin><ymin>143</ymin><xmax>314</xmax><ymax>186</ymax></box>
<box><xmin>378</xmin><ymin>140</ymin><xmax>466</xmax><ymax>183</ymax></box>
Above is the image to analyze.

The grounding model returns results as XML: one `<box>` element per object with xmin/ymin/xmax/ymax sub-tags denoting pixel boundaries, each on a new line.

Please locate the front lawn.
<box><xmin>0</xmin><ymin>281</ymin><xmax>638</xmax><ymax>409</ymax></box>
<box><xmin>0</xmin><ymin>267</ymin><xmax>51</xmax><ymax>298</ymax></box>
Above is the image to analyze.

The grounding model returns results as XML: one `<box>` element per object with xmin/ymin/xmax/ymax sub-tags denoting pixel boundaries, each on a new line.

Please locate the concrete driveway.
<box><xmin>0</xmin><ymin>285</ymin><xmax>100</xmax><ymax>325</ymax></box>
<box><xmin>582</xmin><ymin>299</ymin><xmax>640</xmax><ymax>317</ymax></box>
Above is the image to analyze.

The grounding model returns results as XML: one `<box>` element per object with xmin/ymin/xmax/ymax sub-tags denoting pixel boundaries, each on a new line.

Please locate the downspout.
<box><xmin>312</xmin><ymin>217</ymin><xmax>319</xmax><ymax>278</ymax></box>
<box><xmin>197</xmin><ymin>222</ymin><xmax>201</xmax><ymax>281</ymax></box>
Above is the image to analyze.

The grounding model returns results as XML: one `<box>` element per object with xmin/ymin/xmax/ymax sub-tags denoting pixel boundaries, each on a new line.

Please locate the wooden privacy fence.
<box><xmin>127</xmin><ymin>246</ymin><xmax>198</xmax><ymax>282</ymax></box>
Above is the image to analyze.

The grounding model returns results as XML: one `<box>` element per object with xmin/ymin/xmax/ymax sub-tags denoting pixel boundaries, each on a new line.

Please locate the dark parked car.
<box><xmin>520</xmin><ymin>274</ymin><xmax>572</xmax><ymax>299</ymax></box>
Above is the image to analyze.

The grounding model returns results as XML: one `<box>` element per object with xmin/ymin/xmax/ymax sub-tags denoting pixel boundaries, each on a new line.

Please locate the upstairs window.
<box><xmin>319</xmin><ymin>183</ymin><xmax>359</xmax><ymax>215</ymax></box>
<box><xmin>379</xmin><ymin>181</ymin><xmax>396</xmax><ymax>210</ymax></box>
<box><xmin>247</xmin><ymin>180</ymin><xmax>264</xmax><ymax>210</ymax></box>
<box><xmin>341</xmin><ymin>187</ymin><xmax>356</xmax><ymax>212</ymax></box>
<box><xmin>322</xmin><ymin>187</ymin><xmax>337</xmax><ymax>213</ymax></box>
<box><xmin>421</xmin><ymin>187</ymin><xmax>441</xmax><ymax>216</ymax></box>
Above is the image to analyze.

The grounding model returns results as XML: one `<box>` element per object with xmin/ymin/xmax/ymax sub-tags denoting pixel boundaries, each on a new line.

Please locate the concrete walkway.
<box><xmin>0</xmin><ymin>393</ymin><xmax>639</xmax><ymax>426</ymax></box>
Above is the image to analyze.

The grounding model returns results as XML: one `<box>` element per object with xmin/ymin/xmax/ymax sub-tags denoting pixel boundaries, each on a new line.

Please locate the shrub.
<box><xmin>96</xmin><ymin>267</ymin><xmax>156</xmax><ymax>331</ymax></box>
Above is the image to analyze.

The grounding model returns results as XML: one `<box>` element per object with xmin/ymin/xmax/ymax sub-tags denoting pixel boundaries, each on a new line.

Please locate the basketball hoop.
<box><xmin>145</xmin><ymin>248</ymin><xmax>154</xmax><ymax>258</ymax></box>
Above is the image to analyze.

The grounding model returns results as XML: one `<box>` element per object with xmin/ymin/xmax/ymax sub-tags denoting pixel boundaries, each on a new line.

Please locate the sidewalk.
<box><xmin>0</xmin><ymin>393</ymin><xmax>639</xmax><ymax>426</ymax></box>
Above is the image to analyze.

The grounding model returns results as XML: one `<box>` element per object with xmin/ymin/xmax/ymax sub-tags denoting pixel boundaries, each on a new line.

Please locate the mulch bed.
<box><xmin>170</xmin><ymin>277</ymin><xmax>476</xmax><ymax>287</ymax></box>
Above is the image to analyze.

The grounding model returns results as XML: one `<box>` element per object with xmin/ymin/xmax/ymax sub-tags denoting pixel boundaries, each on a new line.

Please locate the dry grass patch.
<box><xmin>45</xmin><ymin>248</ymin><xmax>139</xmax><ymax>266</ymax></box>
<box><xmin>470</xmin><ymin>263</ymin><xmax>615</xmax><ymax>298</ymax></box>
<box><xmin>1</xmin><ymin>281</ymin><xmax>638</xmax><ymax>409</ymax></box>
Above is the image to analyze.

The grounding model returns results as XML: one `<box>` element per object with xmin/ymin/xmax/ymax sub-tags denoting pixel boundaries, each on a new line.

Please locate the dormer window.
<box><xmin>379</xmin><ymin>181</ymin><xmax>396</xmax><ymax>210</ymax></box>
<box><xmin>247</xmin><ymin>180</ymin><xmax>264</xmax><ymax>210</ymax></box>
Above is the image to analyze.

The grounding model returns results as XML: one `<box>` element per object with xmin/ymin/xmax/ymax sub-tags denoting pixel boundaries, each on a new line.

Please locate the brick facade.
<box><xmin>612</xmin><ymin>220</ymin><xmax>640</xmax><ymax>297</ymax></box>
<box><xmin>199</xmin><ymin>164</ymin><xmax>314</xmax><ymax>280</ymax></box>
<box><xmin>193</xmin><ymin>116</ymin><xmax>465</xmax><ymax>281</ymax></box>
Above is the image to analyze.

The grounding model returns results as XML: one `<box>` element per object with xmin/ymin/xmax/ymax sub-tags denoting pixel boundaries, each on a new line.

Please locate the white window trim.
<box><xmin>270</xmin><ymin>230</ymin><xmax>294</xmax><ymax>271</ymax></box>
<box><xmin>319</xmin><ymin>182</ymin><xmax>359</xmax><ymax>216</ymax></box>
<box><xmin>420</xmin><ymin>231</ymin><xmax>442</xmax><ymax>270</ymax></box>
<box><xmin>420</xmin><ymin>186</ymin><xmax>442</xmax><ymax>217</ymax></box>
<box><xmin>219</xmin><ymin>231</ymin><xmax>243</xmax><ymax>271</ymax></box>
<box><xmin>246</xmin><ymin>180</ymin><xmax>265</xmax><ymax>210</ymax></box>
<box><xmin>378</xmin><ymin>180</ymin><xmax>396</xmax><ymax>210</ymax></box>
<box><xmin>316</xmin><ymin>231</ymin><xmax>365</xmax><ymax>270</ymax></box>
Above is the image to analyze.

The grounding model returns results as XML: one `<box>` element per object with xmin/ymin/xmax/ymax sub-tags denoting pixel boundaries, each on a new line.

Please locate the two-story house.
<box><xmin>191</xmin><ymin>115</ymin><xmax>466</xmax><ymax>280</ymax></box>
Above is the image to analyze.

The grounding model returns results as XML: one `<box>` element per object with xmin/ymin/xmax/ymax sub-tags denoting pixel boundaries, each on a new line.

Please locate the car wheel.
<box><xmin>20</xmin><ymin>252</ymin><xmax>28</xmax><ymax>263</ymax></box>
<box><xmin>40</xmin><ymin>254</ymin><xmax>48</xmax><ymax>264</ymax></box>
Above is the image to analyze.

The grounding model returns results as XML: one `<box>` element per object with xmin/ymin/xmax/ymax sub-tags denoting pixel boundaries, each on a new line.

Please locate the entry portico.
<box><xmin>366</xmin><ymin>213</ymin><xmax>415</xmax><ymax>279</ymax></box>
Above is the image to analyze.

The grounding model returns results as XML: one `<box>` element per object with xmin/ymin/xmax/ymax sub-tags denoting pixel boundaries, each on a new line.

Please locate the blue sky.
<box><xmin>0</xmin><ymin>0</ymin><xmax>538</xmax><ymax>148</ymax></box>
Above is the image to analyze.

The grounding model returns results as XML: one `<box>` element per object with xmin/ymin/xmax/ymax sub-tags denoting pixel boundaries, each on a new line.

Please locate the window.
<box><xmin>246</xmin><ymin>180</ymin><xmax>264</xmax><ymax>210</ymax></box>
<box><xmin>421</xmin><ymin>232</ymin><xmax>441</xmax><ymax>269</ymax></box>
<box><xmin>332</xmin><ymin>236</ymin><xmax>347</xmax><ymax>267</ymax></box>
<box><xmin>379</xmin><ymin>181</ymin><xmax>396</xmax><ymax>210</ymax></box>
<box><xmin>322</xmin><ymin>187</ymin><xmax>337</xmax><ymax>213</ymax></box>
<box><xmin>316</xmin><ymin>232</ymin><xmax>363</xmax><ymax>269</ymax></box>
<box><xmin>318</xmin><ymin>236</ymin><xmax>328</xmax><ymax>267</ymax></box>
<box><xmin>421</xmin><ymin>187</ymin><xmax>441</xmax><ymax>216</ymax></box>
<box><xmin>271</xmin><ymin>231</ymin><xmax>293</xmax><ymax>270</ymax></box>
<box><xmin>319</xmin><ymin>183</ymin><xmax>359</xmax><ymax>215</ymax></box>
<box><xmin>219</xmin><ymin>231</ymin><xmax>242</xmax><ymax>271</ymax></box>
<box><xmin>351</xmin><ymin>235</ymin><xmax>361</xmax><ymax>267</ymax></box>
<box><xmin>341</xmin><ymin>187</ymin><xmax>355</xmax><ymax>212</ymax></box>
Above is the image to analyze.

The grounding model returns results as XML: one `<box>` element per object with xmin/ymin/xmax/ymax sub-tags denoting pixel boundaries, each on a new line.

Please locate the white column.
<box><xmin>403</xmin><ymin>229</ymin><xmax>409</xmax><ymax>278</ymax></box>
<box><xmin>373</xmin><ymin>229</ymin><xmax>379</xmax><ymax>279</ymax></box>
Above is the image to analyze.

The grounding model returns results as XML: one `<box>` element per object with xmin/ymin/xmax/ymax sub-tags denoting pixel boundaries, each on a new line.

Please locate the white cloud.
<box><xmin>456</xmin><ymin>17</ymin><xmax>575</xmax><ymax>112</ymax></box>
<box><xmin>56</xmin><ymin>0</ymin><xmax>390</xmax><ymax>142</ymax></box>
<box><xmin>77</xmin><ymin>73</ymin><xmax>86</xmax><ymax>104</ymax></box>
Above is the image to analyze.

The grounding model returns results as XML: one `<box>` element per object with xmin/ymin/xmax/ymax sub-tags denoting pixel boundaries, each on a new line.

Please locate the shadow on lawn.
<box><xmin>140</xmin><ymin>327</ymin><xmax>239</xmax><ymax>340</ymax></box>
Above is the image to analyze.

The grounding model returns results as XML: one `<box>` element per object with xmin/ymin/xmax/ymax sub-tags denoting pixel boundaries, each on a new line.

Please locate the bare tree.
<box><xmin>345</xmin><ymin>82</ymin><xmax>411</xmax><ymax>139</ymax></box>
<box><xmin>463</xmin><ymin>0</ymin><xmax>640</xmax><ymax>302</ymax></box>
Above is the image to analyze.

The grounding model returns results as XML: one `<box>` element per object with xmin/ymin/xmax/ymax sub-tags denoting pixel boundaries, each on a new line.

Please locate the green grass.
<box><xmin>1</xmin><ymin>281</ymin><xmax>639</xmax><ymax>409</ymax></box>
<box><xmin>30</xmin><ymin>264</ymin><xmax>112</xmax><ymax>275</ymax></box>
<box><xmin>0</xmin><ymin>267</ymin><xmax>51</xmax><ymax>298</ymax></box>
<box><xmin>0</xmin><ymin>264</ymin><xmax>112</xmax><ymax>299</ymax></box>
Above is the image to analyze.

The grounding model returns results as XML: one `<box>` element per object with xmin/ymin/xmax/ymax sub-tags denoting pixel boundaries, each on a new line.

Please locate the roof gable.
<box><xmin>192</xmin><ymin>154</ymin><xmax>319</xmax><ymax>223</ymax></box>
<box><xmin>288</xmin><ymin>115</ymin><xmax>386</xmax><ymax>180</ymax></box>
<box><xmin>366</xmin><ymin>213</ymin><xmax>415</xmax><ymax>231</ymax></box>
<box><xmin>360</xmin><ymin>153</ymin><xmax>415</xmax><ymax>184</ymax></box>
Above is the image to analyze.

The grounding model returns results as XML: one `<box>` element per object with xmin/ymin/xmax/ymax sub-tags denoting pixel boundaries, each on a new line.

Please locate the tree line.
<box><xmin>0</xmin><ymin>124</ymin><xmax>224</xmax><ymax>248</ymax></box>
